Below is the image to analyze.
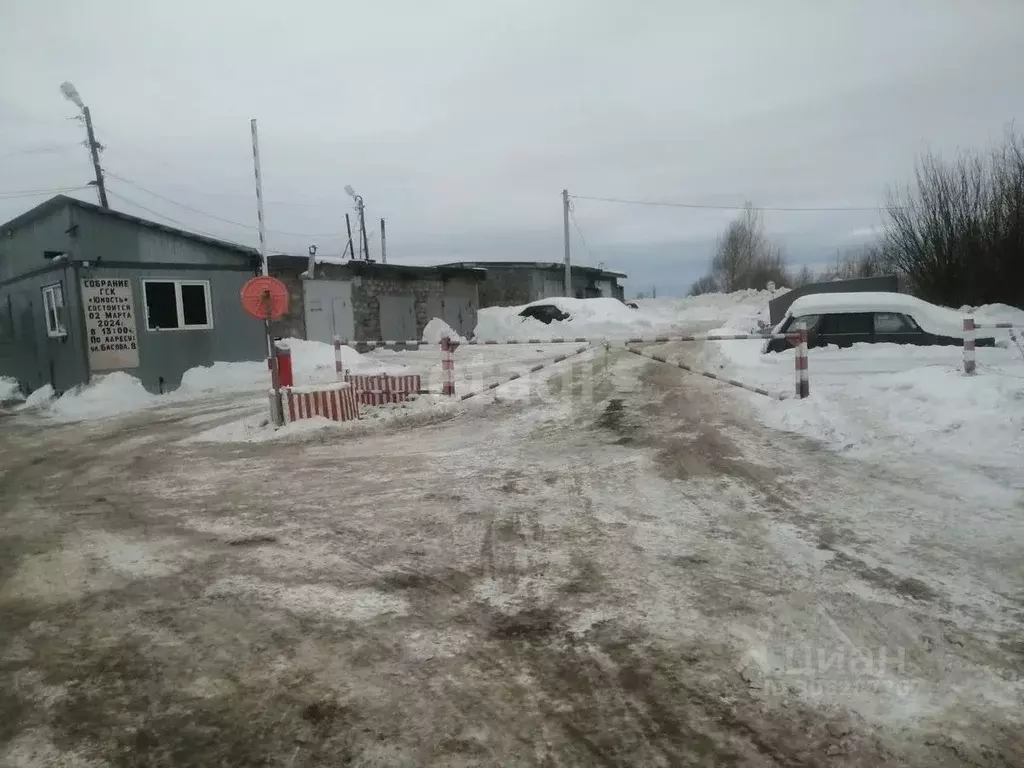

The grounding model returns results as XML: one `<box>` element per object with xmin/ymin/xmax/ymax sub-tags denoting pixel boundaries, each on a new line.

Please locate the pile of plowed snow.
<box><xmin>473</xmin><ymin>292</ymin><xmax>778</xmax><ymax>342</ymax></box>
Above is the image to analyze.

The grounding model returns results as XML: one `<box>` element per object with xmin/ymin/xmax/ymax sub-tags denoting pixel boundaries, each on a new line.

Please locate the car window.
<box><xmin>820</xmin><ymin>313</ymin><xmax>872</xmax><ymax>335</ymax></box>
<box><xmin>874</xmin><ymin>312</ymin><xmax>919</xmax><ymax>333</ymax></box>
<box><xmin>784</xmin><ymin>314</ymin><xmax>820</xmax><ymax>332</ymax></box>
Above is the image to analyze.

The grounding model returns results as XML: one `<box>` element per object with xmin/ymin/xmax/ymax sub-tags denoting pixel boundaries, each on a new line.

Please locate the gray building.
<box><xmin>270</xmin><ymin>257</ymin><xmax>485</xmax><ymax>343</ymax></box>
<box><xmin>0</xmin><ymin>195</ymin><xmax>266</xmax><ymax>395</ymax></box>
<box><xmin>439</xmin><ymin>261</ymin><xmax>626</xmax><ymax>307</ymax></box>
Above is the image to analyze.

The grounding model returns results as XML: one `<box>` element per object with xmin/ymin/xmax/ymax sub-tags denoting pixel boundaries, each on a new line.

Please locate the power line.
<box><xmin>568</xmin><ymin>208</ymin><xmax>593</xmax><ymax>264</ymax></box>
<box><xmin>0</xmin><ymin>185</ymin><xmax>91</xmax><ymax>200</ymax></box>
<box><xmin>106</xmin><ymin>189</ymin><xmax>252</xmax><ymax>243</ymax></box>
<box><xmin>0</xmin><ymin>143</ymin><xmax>80</xmax><ymax>159</ymax></box>
<box><xmin>570</xmin><ymin>194</ymin><xmax>893</xmax><ymax>213</ymax></box>
<box><xmin>104</xmin><ymin>170</ymin><xmax>348</xmax><ymax>238</ymax></box>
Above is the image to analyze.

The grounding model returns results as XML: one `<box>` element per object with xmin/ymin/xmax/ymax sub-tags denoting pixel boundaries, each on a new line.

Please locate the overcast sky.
<box><xmin>3</xmin><ymin>0</ymin><xmax>1023</xmax><ymax>296</ymax></box>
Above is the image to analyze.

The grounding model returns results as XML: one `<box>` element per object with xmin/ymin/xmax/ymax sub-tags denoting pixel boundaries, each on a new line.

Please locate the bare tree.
<box><xmin>884</xmin><ymin>128</ymin><xmax>1024</xmax><ymax>307</ymax></box>
<box><xmin>704</xmin><ymin>203</ymin><xmax>790</xmax><ymax>291</ymax></box>
<box><xmin>688</xmin><ymin>275</ymin><xmax>719</xmax><ymax>296</ymax></box>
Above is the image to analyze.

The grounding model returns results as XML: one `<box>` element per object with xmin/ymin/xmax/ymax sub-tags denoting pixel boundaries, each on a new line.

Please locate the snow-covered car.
<box><xmin>763</xmin><ymin>292</ymin><xmax>996</xmax><ymax>353</ymax></box>
<box><xmin>519</xmin><ymin>303</ymin><xmax>571</xmax><ymax>324</ymax></box>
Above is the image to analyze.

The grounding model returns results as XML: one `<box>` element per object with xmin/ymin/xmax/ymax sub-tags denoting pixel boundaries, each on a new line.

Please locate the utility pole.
<box><xmin>380</xmin><ymin>218</ymin><xmax>387</xmax><ymax>264</ymax></box>
<box><xmin>344</xmin><ymin>213</ymin><xmax>354</xmax><ymax>259</ymax></box>
<box><xmin>82</xmin><ymin>107</ymin><xmax>108</xmax><ymax>209</ymax></box>
<box><xmin>358</xmin><ymin>199</ymin><xmax>369</xmax><ymax>261</ymax></box>
<box><xmin>344</xmin><ymin>186</ymin><xmax>369</xmax><ymax>261</ymax></box>
<box><xmin>562</xmin><ymin>188</ymin><xmax>571</xmax><ymax>296</ymax></box>
<box><xmin>60</xmin><ymin>82</ymin><xmax>108</xmax><ymax>209</ymax></box>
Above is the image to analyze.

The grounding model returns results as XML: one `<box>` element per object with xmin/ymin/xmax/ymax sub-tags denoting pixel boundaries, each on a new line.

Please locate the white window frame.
<box><xmin>141</xmin><ymin>279</ymin><xmax>214</xmax><ymax>332</ymax></box>
<box><xmin>41</xmin><ymin>283</ymin><xmax>67</xmax><ymax>338</ymax></box>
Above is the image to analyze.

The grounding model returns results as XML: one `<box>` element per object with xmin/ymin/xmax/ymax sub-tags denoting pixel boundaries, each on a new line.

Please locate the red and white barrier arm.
<box><xmin>624</xmin><ymin>347</ymin><xmax>788</xmax><ymax>400</ymax></box>
<box><xmin>464</xmin><ymin>337</ymin><xmax>592</xmax><ymax>345</ymax></box>
<box><xmin>458</xmin><ymin>345</ymin><xmax>593</xmax><ymax>402</ymax></box>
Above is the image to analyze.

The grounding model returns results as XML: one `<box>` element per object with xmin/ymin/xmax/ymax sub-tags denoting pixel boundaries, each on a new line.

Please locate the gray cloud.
<box><xmin>3</xmin><ymin>0</ymin><xmax>1023</xmax><ymax>296</ymax></box>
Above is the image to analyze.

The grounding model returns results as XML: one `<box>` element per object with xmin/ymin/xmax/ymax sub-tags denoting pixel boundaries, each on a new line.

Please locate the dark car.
<box><xmin>765</xmin><ymin>310</ymin><xmax>996</xmax><ymax>353</ymax></box>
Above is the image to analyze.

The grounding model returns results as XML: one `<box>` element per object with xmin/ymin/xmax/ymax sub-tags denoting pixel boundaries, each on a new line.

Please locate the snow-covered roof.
<box><xmin>785</xmin><ymin>291</ymin><xmax>966</xmax><ymax>336</ymax></box>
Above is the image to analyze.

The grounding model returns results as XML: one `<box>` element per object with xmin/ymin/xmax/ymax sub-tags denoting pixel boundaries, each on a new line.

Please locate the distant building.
<box><xmin>438</xmin><ymin>261</ymin><xmax>626</xmax><ymax>307</ymax></box>
<box><xmin>270</xmin><ymin>257</ymin><xmax>485</xmax><ymax>343</ymax></box>
<box><xmin>0</xmin><ymin>195</ymin><xmax>266</xmax><ymax>395</ymax></box>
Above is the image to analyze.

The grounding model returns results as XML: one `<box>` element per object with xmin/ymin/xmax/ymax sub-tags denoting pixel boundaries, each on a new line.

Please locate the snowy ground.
<box><xmin>2</xmin><ymin>292</ymin><xmax>1022</xmax><ymax>765</ymax></box>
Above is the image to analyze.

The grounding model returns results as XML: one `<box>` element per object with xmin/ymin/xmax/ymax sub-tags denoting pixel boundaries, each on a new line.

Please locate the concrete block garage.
<box><xmin>271</xmin><ymin>257</ymin><xmax>485</xmax><ymax>343</ymax></box>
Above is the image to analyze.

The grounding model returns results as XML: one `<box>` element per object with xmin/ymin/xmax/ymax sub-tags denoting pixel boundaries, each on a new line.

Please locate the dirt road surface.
<box><xmin>1</xmin><ymin>345</ymin><xmax>1021</xmax><ymax>766</ymax></box>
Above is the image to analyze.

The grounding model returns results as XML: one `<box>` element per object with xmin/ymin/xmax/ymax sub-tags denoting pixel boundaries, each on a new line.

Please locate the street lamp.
<box><xmin>60</xmin><ymin>81</ymin><xmax>108</xmax><ymax>209</ymax></box>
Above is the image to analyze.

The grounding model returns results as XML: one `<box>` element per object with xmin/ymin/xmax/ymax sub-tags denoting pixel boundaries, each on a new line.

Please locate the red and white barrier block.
<box><xmin>275</xmin><ymin>382</ymin><xmax>360</xmax><ymax>425</ymax></box>
<box><xmin>343</xmin><ymin>373</ymin><xmax>422</xmax><ymax>405</ymax></box>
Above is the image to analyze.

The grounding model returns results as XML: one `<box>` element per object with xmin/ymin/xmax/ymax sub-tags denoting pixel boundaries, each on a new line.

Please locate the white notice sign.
<box><xmin>81</xmin><ymin>278</ymin><xmax>140</xmax><ymax>370</ymax></box>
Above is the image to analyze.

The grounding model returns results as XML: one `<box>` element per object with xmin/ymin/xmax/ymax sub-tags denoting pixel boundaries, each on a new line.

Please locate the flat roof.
<box><xmin>438</xmin><ymin>261</ymin><xmax>627</xmax><ymax>279</ymax></box>
<box><xmin>1</xmin><ymin>194</ymin><xmax>258</xmax><ymax>259</ymax></box>
<box><xmin>271</xmin><ymin>254</ymin><xmax>487</xmax><ymax>280</ymax></box>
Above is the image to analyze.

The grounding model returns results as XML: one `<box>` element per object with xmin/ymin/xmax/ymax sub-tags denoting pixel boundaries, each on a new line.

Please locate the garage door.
<box><xmin>378</xmin><ymin>295</ymin><xmax>416</xmax><ymax>341</ymax></box>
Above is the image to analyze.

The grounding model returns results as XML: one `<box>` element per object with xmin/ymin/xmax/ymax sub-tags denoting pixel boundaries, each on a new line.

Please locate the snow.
<box><xmin>17</xmin><ymin>338</ymin><xmax>404</xmax><ymax>422</ymax></box>
<box><xmin>422</xmin><ymin>317</ymin><xmax>465</xmax><ymax>345</ymax></box>
<box><xmin>22</xmin><ymin>385</ymin><xmax>55</xmax><ymax>409</ymax></box>
<box><xmin>48</xmin><ymin>372</ymin><xmax>157</xmax><ymax>421</ymax></box>
<box><xmin>473</xmin><ymin>292</ymin><xmax>778</xmax><ymax>342</ymax></box>
<box><xmin>780</xmin><ymin>291</ymin><xmax>1014</xmax><ymax>338</ymax></box>
<box><xmin>188</xmin><ymin>414</ymin><xmax>350</xmax><ymax>443</ymax></box>
<box><xmin>707</xmin><ymin>332</ymin><xmax>1024</xmax><ymax>471</ymax></box>
<box><xmin>0</xmin><ymin>377</ymin><xmax>22</xmax><ymax>404</ymax></box>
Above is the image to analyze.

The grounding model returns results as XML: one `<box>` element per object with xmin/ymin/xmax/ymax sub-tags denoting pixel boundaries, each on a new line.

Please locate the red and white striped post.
<box><xmin>441</xmin><ymin>336</ymin><xmax>459</xmax><ymax>396</ymax></box>
<box><xmin>795</xmin><ymin>330</ymin><xmax>810</xmax><ymax>399</ymax></box>
<box><xmin>333</xmin><ymin>336</ymin><xmax>346</xmax><ymax>381</ymax></box>
<box><xmin>962</xmin><ymin>316</ymin><xmax>976</xmax><ymax>375</ymax></box>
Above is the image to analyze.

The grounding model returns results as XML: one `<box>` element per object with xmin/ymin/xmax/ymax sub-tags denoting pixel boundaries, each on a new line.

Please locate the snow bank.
<box><xmin>178</xmin><ymin>338</ymin><xmax>403</xmax><ymax>395</ymax></box>
<box><xmin>19</xmin><ymin>338</ymin><xmax>405</xmax><ymax>422</ymax></box>
<box><xmin>422</xmin><ymin>317</ymin><xmax>465</xmax><ymax>345</ymax></box>
<box><xmin>473</xmin><ymin>293</ymin><xmax>775</xmax><ymax>342</ymax></box>
<box><xmin>22</xmin><ymin>384</ymin><xmax>54</xmax><ymax>409</ymax></box>
<box><xmin>48</xmin><ymin>372</ymin><xmax>157</xmax><ymax>421</ymax></box>
<box><xmin>0</xmin><ymin>377</ymin><xmax>23</xmax><ymax>404</ymax></box>
<box><xmin>709</xmin><ymin>337</ymin><xmax>1024</xmax><ymax>470</ymax></box>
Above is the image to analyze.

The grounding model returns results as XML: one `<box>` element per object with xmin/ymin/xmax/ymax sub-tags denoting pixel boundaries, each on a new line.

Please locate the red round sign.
<box><xmin>241</xmin><ymin>276</ymin><xmax>289</xmax><ymax>320</ymax></box>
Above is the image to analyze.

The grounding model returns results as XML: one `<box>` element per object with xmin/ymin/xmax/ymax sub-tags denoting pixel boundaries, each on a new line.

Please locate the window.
<box><xmin>785</xmin><ymin>314</ymin><xmax>821</xmax><ymax>332</ymax></box>
<box><xmin>874</xmin><ymin>312</ymin><xmax>919</xmax><ymax>333</ymax></box>
<box><xmin>820</xmin><ymin>312</ymin><xmax>872</xmax><ymax>335</ymax></box>
<box><xmin>42</xmin><ymin>283</ymin><xmax>66</xmax><ymax>338</ymax></box>
<box><xmin>143</xmin><ymin>280</ymin><xmax>213</xmax><ymax>331</ymax></box>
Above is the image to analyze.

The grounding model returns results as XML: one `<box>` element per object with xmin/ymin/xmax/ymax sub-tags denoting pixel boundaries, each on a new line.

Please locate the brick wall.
<box><xmin>316</xmin><ymin>263</ymin><xmax>479</xmax><ymax>340</ymax></box>
<box><xmin>478</xmin><ymin>267</ymin><xmax>537</xmax><ymax>307</ymax></box>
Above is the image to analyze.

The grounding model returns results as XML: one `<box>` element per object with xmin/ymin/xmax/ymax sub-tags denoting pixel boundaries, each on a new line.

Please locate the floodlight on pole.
<box><xmin>59</xmin><ymin>81</ymin><xmax>108</xmax><ymax>208</ymax></box>
<box><xmin>60</xmin><ymin>81</ymin><xmax>84</xmax><ymax>109</ymax></box>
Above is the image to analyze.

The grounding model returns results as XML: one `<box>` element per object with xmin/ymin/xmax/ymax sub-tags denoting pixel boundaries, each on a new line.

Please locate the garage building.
<box><xmin>270</xmin><ymin>258</ymin><xmax>485</xmax><ymax>343</ymax></box>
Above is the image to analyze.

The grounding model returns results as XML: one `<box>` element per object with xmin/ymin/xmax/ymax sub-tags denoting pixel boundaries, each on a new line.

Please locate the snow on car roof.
<box><xmin>786</xmin><ymin>291</ymin><xmax>934</xmax><ymax>317</ymax></box>
<box><xmin>785</xmin><ymin>291</ymin><xmax>969</xmax><ymax>337</ymax></box>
